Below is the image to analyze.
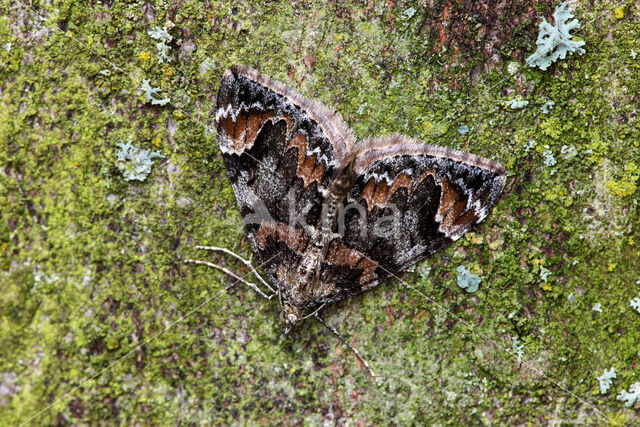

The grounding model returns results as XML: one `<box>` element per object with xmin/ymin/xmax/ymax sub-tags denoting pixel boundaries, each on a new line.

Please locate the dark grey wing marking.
<box><xmin>216</xmin><ymin>66</ymin><xmax>356</xmax><ymax>289</ymax></box>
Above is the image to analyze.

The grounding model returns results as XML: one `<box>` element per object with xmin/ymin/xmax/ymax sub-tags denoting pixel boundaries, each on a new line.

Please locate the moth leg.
<box><xmin>313</xmin><ymin>314</ymin><xmax>381</xmax><ymax>385</ymax></box>
<box><xmin>185</xmin><ymin>245</ymin><xmax>276</xmax><ymax>299</ymax></box>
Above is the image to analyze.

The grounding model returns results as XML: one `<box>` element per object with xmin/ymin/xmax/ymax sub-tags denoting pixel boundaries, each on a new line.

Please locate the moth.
<box><xmin>207</xmin><ymin>65</ymin><xmax>505</xmax><ymax>333</ymax></box>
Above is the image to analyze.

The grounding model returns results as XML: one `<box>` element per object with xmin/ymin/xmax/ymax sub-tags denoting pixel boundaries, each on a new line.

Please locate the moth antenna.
<box><xmin>313</xmin><ymin>314</ymin><xmax>381</xmax><ymax>385</ymax></box>
<box><xmin>185</xmin><ymin>246</ymin><xmax>276</xmax><ymax>299</ymax></box>
<box><xmin>193</xmin><ymin>246</ymin><xmax>275</xmax><ymax>293</ymax></box>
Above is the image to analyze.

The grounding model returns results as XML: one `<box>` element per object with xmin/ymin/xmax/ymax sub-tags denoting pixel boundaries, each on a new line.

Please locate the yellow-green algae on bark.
<box><xmin>1</xmin><ymin>1</ymin><xmax>639</xmax><ymax>424</ymax></box>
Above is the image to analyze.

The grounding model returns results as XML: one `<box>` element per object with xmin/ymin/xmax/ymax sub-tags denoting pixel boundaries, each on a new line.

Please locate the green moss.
<box><xmin>1</xmin><ymin>0</ymin><xmax>639</xmax><ymax>424</ymax></box>
<box><xmin>607</xmin><ymin>162</ymin><xmax>639</xmax><ymax>197</ymax></box>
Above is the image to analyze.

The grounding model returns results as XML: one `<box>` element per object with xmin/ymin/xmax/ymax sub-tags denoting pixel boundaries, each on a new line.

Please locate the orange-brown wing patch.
<box><xmin>388</xmin><ymin>173</ymin><xmax>413</xmax><ymax>200</ymax></box>
<box><xmin>287</xmin><ymin>133</ymin><xmax>307</xmax><ymax>166</ymax></box>
<box><xmin>452</xmin><ymin>209</ymin><xmax>478</xmax><ymax>229</ymax></box>
<box><xmin>245</xmin><ymin>110</ymin><xmax>275</xmax><ymax>146</ymax></box>
<box><xmin>285</xmin><ymin>133</ymin><xmax>327</xmax><ymax>188</ymax></box>
<box><xmin>233</xmin><ymin>110</ymin><xmax>248</xmax><ymax>146</ymax></box>
<box><xmin>219</xmin><ymin>110</ymin><xmax>287</xmax><ymax>153</ymax></box>
<box><xmin>357</xmin><ymin>179</ymin><xmax>388</xmax><ymax>209</ymax></box>
<box><xmin>254</xmin><ymin>221</ymin><xmax>308</xmax><ymax>252</ymax></box>
<box><xmin>327</xmin><ymin>242</ymin><xmax>378</xmax><ymax>284</ymax></box>
<box><xmin>359</xmin><ymin>178</ymin><xmax>376</xmax><ymax>209</ymax></box>
<box><xmin>357</xmin><ymin>173</ymin><xmax>420</xmax><ymax>210</ymax></box>
<box><xmin>436</xmin><ymin>178</ymin><xmax>460</xmax><ymax>222</ymax></box>
<box><xmin>255</xmin><ymin>221</ymin><xmax>277</xmax><ymax>249</ymax></box>
<box><xmin>371</xmin><ymin>180</ymin><xmax>389</xmax><ymax>207</ymax></box>
<box><xmin>297</xmin><ymin>154</ymin><xmax>326</xmax><ymax>187</ymax></box>
<box><xmin>281</xmin><ymin>114</ymin><xmax>293</xmax><ymax>139</ymax></box>
<box><xmin>218</xmin><ymin>114</ymin><xmax>235</xmax><ymax>143</ymax></box>
<box><xmin>437</xmin><ymin>180</ymin><xmax>483</xmax><ymax>237</ymax></box>
<box><xmin>442</xmin><ymin>198</ymin><xmax>467</xmax><ymax>229</ymax></box>
<box><xmin>275</xmin><ymin>222</ymin><xmax>308</xmax><ymax>253</ymax></box>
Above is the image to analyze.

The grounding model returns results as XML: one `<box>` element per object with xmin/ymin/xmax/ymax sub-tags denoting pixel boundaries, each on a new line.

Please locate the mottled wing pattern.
<box><xmin>215</xmin><ymin>65</ymin><xmax>506</xmax><ymax>316</ymax></box>
<box><xmin>215</xmin><ymin>65</ymin><xmax>355</xmax><ymax>290</ymax></box>
<box><xmin>322</xmin><ymin>135</ymin><xmax>506</xmax><ymax>299</ymax></box>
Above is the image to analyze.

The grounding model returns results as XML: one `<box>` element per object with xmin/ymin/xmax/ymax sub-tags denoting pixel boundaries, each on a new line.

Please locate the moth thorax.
<box><xmin>320</xmin><ymin>198</ymin><xmax>338</xmax><ymax>235</ymax></box>
<box><xmin>296</xmin><ymin>256</ymin><xmax>316</xmax><ymax>282</ymax></box>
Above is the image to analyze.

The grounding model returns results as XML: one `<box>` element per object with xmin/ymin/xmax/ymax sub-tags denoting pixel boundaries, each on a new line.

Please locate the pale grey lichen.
<box><xmin>617</xmin><ymin>382</ymin><xmax>640</xmax><ymax>407</ymax></box>
<box><xmin>404</xmin><ymin>7</ymin><xmax>416</xmax><ymax>19</ymax></box>
<box><xmin>504</xmin><ymin>99</ymin><xmax>529</xmax><ymax>109</ymax></box>
<box><xmin>561</xmin><ymin>144</ymin><xmax>578</xmax><ymax>160</ymax></box>
<box><xmin>542</xmin><ymin>147</ymin><xmax>557</xmax><ymax>167</ymax></box>
<box><xmin>140</xmin><ymin>79</ymin><xmax>170</xmax><ymax>106</ymax></box>
<box><xmin>631</xmin><ymin>297</ymin><xmax>640</xmax><ymax>313</ymax></box>
<box><xmin>155</xmin><ymin>42</ymin><xmax>171</xmax><ymax>64</ymax></box>
<box><xmin>540</xmin><ymin>265</ymin><xmax>552</xmax><ymax>281</ymax></box>
<box><xmin>526</xmin><ymin>1</ymin><xmax>586</xmax><ymax>71</ymax></box>
<box><xmin>524</xmin><ymin>139</ymin><xmax>536</xmax><ymax>152</ymax></box>
<box><xmin>147</xmin><ymin>27</ymin><xmax>172</xmax><ymax>43</ymax></box>
<box><xmin>540</xmin><ymin>100</ymin><xmax>555</xmax><ymax>113</ymax></box>
<box><xmin>148</xmin><ymin>26</ymin><xmax>173</xmax><ymax>63</ymax></box>
<box><xmin>115</xmin><ymin>141</ymin><xmax>163</xmax><ymax>182</ymax></box>
<box><xmin>512</xmin><ymin>337</ymin><xmax>524</xmax><ymax>359</ymax></box>
<box><xmin>456</xmin><ymin>265</ymin><xmax>481</xmax><ymax>293</ymax></box>
<box><xmin>415</xmin><ymin>263</ymin><xmax>431</xmax><ymax>278</ymax></box>
<box><xmin>597</xmin><ymin>368</ymin><xmax>616</xmax><ymax>394</ymax></box>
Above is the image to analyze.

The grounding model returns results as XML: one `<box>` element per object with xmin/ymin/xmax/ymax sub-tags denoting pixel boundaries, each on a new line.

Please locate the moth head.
<box><xmin>283</xmin><ymin>312</ymin><xmax>300</xmax><ymax>334</ymax></box>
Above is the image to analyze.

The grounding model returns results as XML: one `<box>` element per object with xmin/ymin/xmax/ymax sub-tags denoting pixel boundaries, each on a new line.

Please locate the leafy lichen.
<box><xmin>115</xmin><ymin>141</ymin><xmax>163</xmax><ymax>182</ymax></box>
<box><xmin>598</xmin><ymin>367</ymin><xmax>616</xmax><ymax>394</ymax></box>
<box><xmin>456</xmin><ymin>265</ymin><xmax>481</xmax><ymax>293</ymax></box>
<box><xmin>617</xmin><ymin>382</ymin><xmax>640</xmax><ymax>407</ymax></box>
<box><xmin>147</xmin><ymin>26</ymin><xmax>172</xmax><ymax>64</ymax></box>
<box><xmin>504</xmin><ymin>98</ymin><xmax>529</xmax><ymax>109</ymax></box>
<box><xmin>140</xmin><ymin>79</ymin><xmax>170</xmax><ymax>106</ymax></box>
<box><xmin>526</xmin><ymin>1</ymin><xmax>586</xmax><ymax>70</ymax></box>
